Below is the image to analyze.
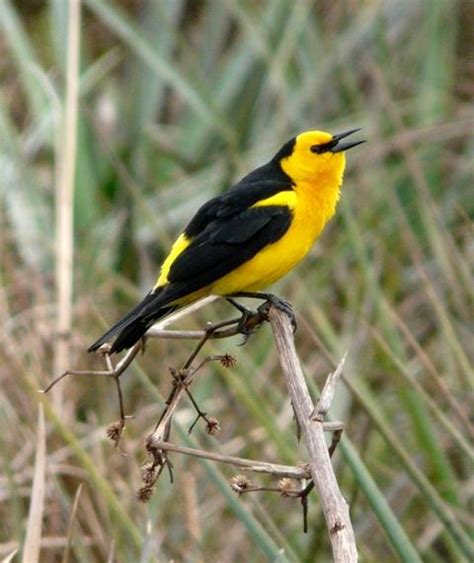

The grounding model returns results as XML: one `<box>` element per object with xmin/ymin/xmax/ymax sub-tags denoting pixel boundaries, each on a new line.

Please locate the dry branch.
<box><xmin>268</xmin><ymin>307</ymin><xmax>357</xmax><ymax>561</ymax></box>
<box><xmin>54</xmin><ymin>294</ymin><xmax>357</xmax><ymax>560</ymax></box>
<box><xmin>143</xmin><ymin>301</ymin><xmax>357</xmax><ymax>560</ymax></box>
<box><xmin>149</xmin><ymin>441</ymin><xmax>311</xmax><ymax>479</ymax></box>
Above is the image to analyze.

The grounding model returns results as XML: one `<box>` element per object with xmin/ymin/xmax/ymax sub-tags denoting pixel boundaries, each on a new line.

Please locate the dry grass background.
<box><xmin>0</xmin><ymin>1</ymin><xmax>473</xmax><ymax>561</ymax></box>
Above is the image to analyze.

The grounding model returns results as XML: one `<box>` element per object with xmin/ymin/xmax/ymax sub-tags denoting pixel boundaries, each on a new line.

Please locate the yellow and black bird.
<box><xmin>88</xmin><ymin>129</ymin><xmax>364</xmax><ymax>354</ymax></box>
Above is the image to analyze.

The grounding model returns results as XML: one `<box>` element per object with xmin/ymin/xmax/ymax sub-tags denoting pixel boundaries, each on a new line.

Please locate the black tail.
<box><xmin>88</xmin><ymin>291</ymin><xmax>176</xmax><ymax>354</ymax></box>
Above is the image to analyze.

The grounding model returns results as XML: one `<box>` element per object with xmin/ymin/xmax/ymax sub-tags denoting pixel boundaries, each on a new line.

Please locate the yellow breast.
<box><xmin>210</xmin><ymin>178</ymin><xmax>340</xmax><ymax>295</ymax></box>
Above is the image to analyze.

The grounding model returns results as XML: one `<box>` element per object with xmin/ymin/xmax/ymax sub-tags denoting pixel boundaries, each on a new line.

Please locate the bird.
<box><xmin>88</xmin><ymin>128</ymin><xmax>364</xmax><ymax>354</ymax></box>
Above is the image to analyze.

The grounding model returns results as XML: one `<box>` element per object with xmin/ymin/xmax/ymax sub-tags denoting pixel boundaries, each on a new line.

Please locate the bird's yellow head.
<box><xmin>276</xmin><ymin>129</ymin><xmax>364</xmax><ymax>188</ymax></box>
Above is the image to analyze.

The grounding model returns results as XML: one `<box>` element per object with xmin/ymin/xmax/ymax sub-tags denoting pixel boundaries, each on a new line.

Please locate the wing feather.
<box><xmin>159</xmin><ymin>205</ymin><xmax>293</xmax><ymax>303</ymax></box>
<box><xmin>185</xmin><ymin>157</ymin><xmax>293</xmax><ymax>238</ymax></box>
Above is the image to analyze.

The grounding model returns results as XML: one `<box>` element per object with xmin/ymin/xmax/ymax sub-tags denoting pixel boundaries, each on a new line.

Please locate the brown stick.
<box><xmin>268</xmin><ymin>307</ymin><xmax>358</xmax><ymax>562</ymax></box>
<box><xmin>149</xmin><ymin>440</ymin><xmax>311</xmax><ymax>479</ymax></box>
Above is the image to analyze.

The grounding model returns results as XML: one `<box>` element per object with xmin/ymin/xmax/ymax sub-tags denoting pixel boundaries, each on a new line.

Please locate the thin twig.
<box><xmin>42</xmin><ymin>341</ymin><xmax>141</xmax><ymax>394</ymax></box>
<box><xmin>147</xmin><ymin>440</ymin><xmax>311</xmax><ymax>479</ymax></box>
<box><xmin>149</xmin><ymin>309</ymin><xmax>268</xmax><ymax>443</ymax></box>
<box><xmin>312</xmin><ymin>352</ymin><xmax>348</xmax><ymax>421</ymax></box>
<box><xmin>42</xmin><ymin>344</ymin><xmax>140</xmax><ymax>449</ymax></box>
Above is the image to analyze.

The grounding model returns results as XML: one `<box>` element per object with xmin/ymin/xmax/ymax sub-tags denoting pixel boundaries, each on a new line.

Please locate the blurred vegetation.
<box><xmin>0</xmin><ymin>0</ymin><xmax>473</xmax><ymax>561</ymax></box>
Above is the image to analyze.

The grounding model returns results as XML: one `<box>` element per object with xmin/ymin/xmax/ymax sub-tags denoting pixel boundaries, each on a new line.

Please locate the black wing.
<box><xmin>184</xmin><ymin>157</ymin><xmax>294</xmax><ymax>237</ymax></box>
<box><xmin>158</xmin><ymin>204</ymin><xmax>293</xmax><ymax>304</ymax></box>
<box><xmin>153</xmin><ymin>157</ymin><xmax>295</xmax><ymax>303</ymax></box>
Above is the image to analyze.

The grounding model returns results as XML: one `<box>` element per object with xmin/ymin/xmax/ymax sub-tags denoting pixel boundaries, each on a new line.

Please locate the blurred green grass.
<box><xmin>0</xmin><ymin>1</ymin><xmax>473</xmax><ymax>561</ymax></box>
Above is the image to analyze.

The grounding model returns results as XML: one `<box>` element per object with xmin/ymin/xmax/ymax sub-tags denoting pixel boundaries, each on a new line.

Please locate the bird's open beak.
<box><xmin>329</xmin><ymin>128</ymin><xmax>366</xmax><ymax>153</ymax></box>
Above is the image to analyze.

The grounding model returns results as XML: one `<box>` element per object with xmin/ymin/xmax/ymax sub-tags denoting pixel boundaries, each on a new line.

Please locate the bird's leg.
<box><xmin>226</xmin><ymin>297</ymin><xmax>254</xmax><ymax>318</ymax></box>
<box><xmin>225</xmin><ymin>296</ymin><xmax>279</xmax><ymax>345</ymax></box>
<box><xmin>225</xmin><ymin>297</ymin><xmax>260</xmax><ymax>341</ymax></box>
<box><xmin>229</xmin><ymin>291</ymin><xmax>297</xmax><ymax>332</ymax></box>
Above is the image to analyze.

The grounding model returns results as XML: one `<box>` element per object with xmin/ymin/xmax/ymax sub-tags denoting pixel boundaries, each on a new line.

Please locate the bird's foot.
<box><xmin>228</xmin><ymin>292</ymin><xmax>297</xmax><ymax>333</ymax></box>
<box><xmin>226</xmin><ymin>297</ymin><xmax>264</xmax><ymax>344</ymax></box>
<box><xmin>257</xmin><ymin>295</ymin><xmax>297</xmax><ymax>333</ymax></box>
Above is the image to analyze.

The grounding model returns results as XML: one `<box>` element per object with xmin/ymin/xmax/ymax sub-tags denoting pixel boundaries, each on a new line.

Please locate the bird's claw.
<box><xmin>236</xmin><ymin>312</ymin><xmax>260</xmax><ymax>345</ymax></box>
<box><xmin>228</xmin><ymin>293</ymin><xmax>297</xmax><ymax>335</ymax></box>
<box><xmin>258</xmin><ymin>295</ymin><xmax>297</xmax><ymax>333</ymax></box>
<box><xmin>227</xmin><ymin>297</ymin><xmax>264</xmax><ymax>344</ymax></box>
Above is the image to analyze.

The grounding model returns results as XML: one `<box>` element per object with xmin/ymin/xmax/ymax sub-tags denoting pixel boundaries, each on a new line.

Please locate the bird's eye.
<box><xmin>310</xmin><ymin>139</ymin><xmax>338</xmax><ymax>154</ymax></box>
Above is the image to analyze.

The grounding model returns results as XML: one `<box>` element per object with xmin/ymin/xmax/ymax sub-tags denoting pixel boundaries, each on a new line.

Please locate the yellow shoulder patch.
<box><xmin>251</xmin><ymin>190</ymin><xmax>297</xmax><ymax>209</ymax></box>
<box><xmin>154</xmin><ymin>233</ymin><xmax>191</xmax><ymax>288</ymax></box>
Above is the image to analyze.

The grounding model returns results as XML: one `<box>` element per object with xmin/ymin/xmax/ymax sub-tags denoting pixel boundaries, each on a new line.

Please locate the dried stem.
<box><xmin>148</xmin><ymin>308</ymin><xmax>269</xmax><ymax>444</ymax></box>
<box><xmin>312</xmin><ymin>353</ymin><xmax>348</xmax><ymax>421</ymax></box>
<box><xmin>42</xmin><ymin>343</ymin><xmax>140</xmax><ymax>448</ymax></box>
<box><xmin>56</xmin><ymin>293</ymin><xmax>355</xmax><ymax>554</ymax></box>
<box><xmin>268</xmin><ymin>306</ymin><xmax>357</xmax><ymax>561</ymax></box>
<box><xmin>54</xmin><ymin>0</ymin><xmax>80</xmax><ymax>412</ymax></box>
<box><xmin>148</xmin><ymin>441</ymin><xmax>311</xmax><ymax>479</ymax></box>
<box><xmin>143</xmin><ymin>300</ymin><xmax>353</xmax><ymax>553</ymax></box>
